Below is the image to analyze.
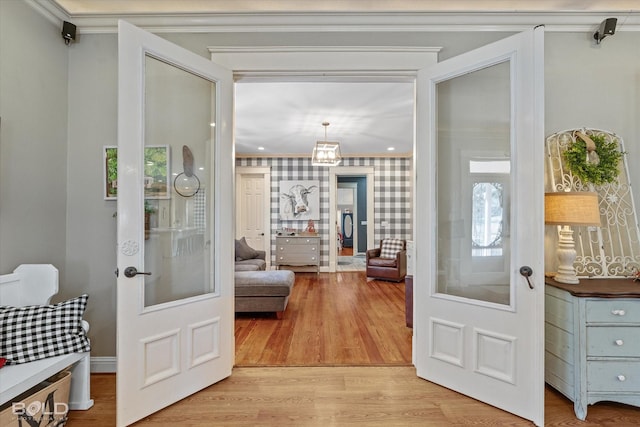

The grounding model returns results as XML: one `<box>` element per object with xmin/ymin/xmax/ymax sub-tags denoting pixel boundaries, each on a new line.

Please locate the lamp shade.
<box><xmin>545</xmin><ymin>192</ymin><xmax>601</xmax><ymax>226</ymax></box>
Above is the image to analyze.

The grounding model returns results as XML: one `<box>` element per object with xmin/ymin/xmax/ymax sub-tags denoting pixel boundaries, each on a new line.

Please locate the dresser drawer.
<box><xmin>276</xmin><ymin>244</ymin><xmax>318</xmax><ymax>255</ymax></box>
<box><xmin>587</xmin><ymin>327</ymin><xmax>640</xmax><ymax>357</ymax></box>
<box><xmin>276</xmin><ymin>237</ymin><xmax>319</xmax><ymax>245</ymax></box>
<box><xmin>277</xmin><ymin>254</ymin><xmax>318</xmax><ymax>265</ymax></box>
<box><xmin>586</xmin><ymin>300</ymin><xmax>640</xmax><ymax>324</ymax></box>
<box><xmin>587</xmin><ymin>361</ymin><xmax>640</xmax><ymax>392</ymax></box>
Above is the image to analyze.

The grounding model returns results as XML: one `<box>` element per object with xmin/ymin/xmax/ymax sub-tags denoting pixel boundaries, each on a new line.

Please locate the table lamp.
<box><xmin>545</xmin><ymin>191</ymin><xmax>601</xmax><ymax>284</ymax></box>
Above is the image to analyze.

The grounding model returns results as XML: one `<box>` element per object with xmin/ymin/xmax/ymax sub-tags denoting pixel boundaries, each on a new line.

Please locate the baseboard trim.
<box><xmin>91</xmin><ymin>356</ymin><xmax>116</xmax><ymax>373</ymax></box>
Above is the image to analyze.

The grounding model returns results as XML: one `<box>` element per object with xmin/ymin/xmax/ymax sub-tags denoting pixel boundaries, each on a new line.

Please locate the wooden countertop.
<box><xmin>545</xmin><ymin>277</ymin><xmax>640</xmax><ymax>298</ymax></box>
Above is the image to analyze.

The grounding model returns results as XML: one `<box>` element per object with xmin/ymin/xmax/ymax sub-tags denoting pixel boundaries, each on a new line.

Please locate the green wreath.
<box><xmin>563</xmin><ymin>133</ymin><xmax>624</xmax><ymax>185</ymax></box>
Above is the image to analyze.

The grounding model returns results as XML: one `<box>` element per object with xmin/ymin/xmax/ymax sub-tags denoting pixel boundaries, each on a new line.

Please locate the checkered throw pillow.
<box><xmin>380</xmin><ymin>239</ymin><xmax>404</xmax><ymax>259</ymax></box>
<box><xmin>0</xmin><ymin>294</ymin><xmax>91</xmax><ymax>365</ymax></box>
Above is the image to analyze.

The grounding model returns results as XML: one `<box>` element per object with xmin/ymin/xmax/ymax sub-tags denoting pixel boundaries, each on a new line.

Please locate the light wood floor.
<box><xmin>69</xmin><ymin>370</ymin><xmax>640</xmax><ymax>426</ymax></box>
<box><xmin>67</xmin><ymin>271</ymin><xmax>640</xmax><ymax>425</ymax></box>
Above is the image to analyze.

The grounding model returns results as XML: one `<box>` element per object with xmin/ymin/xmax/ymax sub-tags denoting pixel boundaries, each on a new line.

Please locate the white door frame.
<box><xmin>235</xmin><ymin>166</ymin><xmax>272</xmax><ymax>268</ymax></box>
<box><xmin>330</xmin><ymin>169</ymin><xmax>374</xmax><ymax>271</ymax></box>
<box><xmin>213</xmin><ymin>46</ymin><xmax>438</xmax><ymax>276</ymax></box>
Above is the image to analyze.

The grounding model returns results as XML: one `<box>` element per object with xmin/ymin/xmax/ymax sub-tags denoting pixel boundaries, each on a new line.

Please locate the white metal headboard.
<box><xmin>545</xmin><ymin>128</ymin><xmax>640</xmax><ymax>277</ymax></box>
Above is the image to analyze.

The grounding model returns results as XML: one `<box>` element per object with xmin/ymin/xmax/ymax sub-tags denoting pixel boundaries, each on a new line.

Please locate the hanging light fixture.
<box><xmin>311</xmin><ymin>121</ymin><xmax>342</xmax><ymax>166</ymax></box>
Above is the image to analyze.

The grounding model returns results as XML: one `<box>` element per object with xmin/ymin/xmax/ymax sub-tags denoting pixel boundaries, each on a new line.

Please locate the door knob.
<box><xmin>124</xmin><ymin>266</ymin><xmax>152</xmax><ymax>278</ymax></box>
<box><xmin>519</xmin><ymin>266</ymin><xmax>534</xmax><ymax>289</ymax></box>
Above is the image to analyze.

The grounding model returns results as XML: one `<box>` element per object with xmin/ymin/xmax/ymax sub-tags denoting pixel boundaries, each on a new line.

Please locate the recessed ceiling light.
<box><xmin>387</xmin><ymin>147</ymin><xmax>395</xmax><ymax>151</ymax></box>
<box><xmin>258</xmin><ymin>146</ymin><xmax>265</xmax><ymax>151</ymax></box>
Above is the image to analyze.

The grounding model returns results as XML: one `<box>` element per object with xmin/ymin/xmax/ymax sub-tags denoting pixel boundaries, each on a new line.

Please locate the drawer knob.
<box><xmin>615</xmin><ymin>339</ymin><xmax>624</xmax><ymax>346</ymax></box>
<box><xmin>611</xmin><ymin>309</ymin><xmax>626</xmax><ymax>316</ymax></box>
<box><xmin>617</xmin><ymin>375</ymin><xmax>626</xmax><ymax>382</ymax></box>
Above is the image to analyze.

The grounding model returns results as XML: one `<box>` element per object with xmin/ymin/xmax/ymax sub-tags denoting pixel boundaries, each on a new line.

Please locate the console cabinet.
<box><xmin>545</xmin><ymin>278</ymin><xmax>640</xmax><ymax>420</ymax></box>
<box><xmin>275</xmin><ymin>235</ymin><xmax>320</xmax><ymax>272</ymax></box>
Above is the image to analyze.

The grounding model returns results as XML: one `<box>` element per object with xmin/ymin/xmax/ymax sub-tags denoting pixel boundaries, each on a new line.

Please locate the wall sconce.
<box><xmin>594</xmin><ymin>18</ymin><xmax>617</xmax><ymax>44</ymax></box>
<box><xmin>311</xmin><ymin>122</ymin><xmax>342</xmax><ymax>166</ymax></box>
<box><xmin>545</xmin><ymin>191</ymin><xmax>601</xmax><ymax>284</ymax></box>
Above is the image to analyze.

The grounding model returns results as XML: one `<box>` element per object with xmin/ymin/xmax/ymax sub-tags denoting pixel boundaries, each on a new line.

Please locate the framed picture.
<box><xmin>279</xmin><ymin>180</ymin><xmax>320</xmax><ymax>220</ymax></box>
<box><xmin>103</xmin><ymin>145</ymin><xmax>171</xmax><ymax>200</ymax></box>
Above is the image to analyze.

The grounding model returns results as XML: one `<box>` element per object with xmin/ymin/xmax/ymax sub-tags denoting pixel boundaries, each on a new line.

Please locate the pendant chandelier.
<box><xmin>311</xmin><ymin>121</ymin><xmax>342</xmax><ymax>166</ymax></box>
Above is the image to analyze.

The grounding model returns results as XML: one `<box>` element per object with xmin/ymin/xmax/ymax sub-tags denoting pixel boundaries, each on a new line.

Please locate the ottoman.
<box><xmin>234</xmin><ymin>270</ymin><xmax>295</xmax><ymax>319</ymax></box>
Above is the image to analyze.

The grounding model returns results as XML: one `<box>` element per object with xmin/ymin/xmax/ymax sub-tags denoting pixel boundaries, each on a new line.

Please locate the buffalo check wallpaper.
<box><xmin>236</xmin><ymin>157</ymin><xmax>412</xmax><ymax>268</ymax></box>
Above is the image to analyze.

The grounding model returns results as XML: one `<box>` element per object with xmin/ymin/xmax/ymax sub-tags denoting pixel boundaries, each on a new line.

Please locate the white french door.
<box><xmin>414</xmin><ymin>28</ymin><xmax>545</xmax><ymax>425</ymax></box>
<box><xmin>116</xmin><ymin>21</ymin><xmax>234</xmax><ymax>426</ymax></box>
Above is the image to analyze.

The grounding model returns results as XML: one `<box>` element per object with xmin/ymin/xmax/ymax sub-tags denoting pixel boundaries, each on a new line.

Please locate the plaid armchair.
<box><xmin>366</xmin><ymin>239</ymin><xmax>407</xmax><ymax>282</ymax></box>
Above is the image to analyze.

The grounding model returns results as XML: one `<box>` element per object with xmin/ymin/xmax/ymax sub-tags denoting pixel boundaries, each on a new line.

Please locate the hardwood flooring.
<box><xmin>339</xmin><ymin>247</ymin><xmax>354</xmax><ymax>256</ymax></box>
<box><xmin>235</xmin><ymin>271</ymin><xmax>411</xmax><ymax>366</ymax></box>
<box><xmin>68</xmin><ymin>370</ymin><xmax>640</xmax><ymax>426</ymax></box>
<box><xmin>66</xmin><ymin>271</ymin><xmax>640</xmax><ymax>425</ymax></box>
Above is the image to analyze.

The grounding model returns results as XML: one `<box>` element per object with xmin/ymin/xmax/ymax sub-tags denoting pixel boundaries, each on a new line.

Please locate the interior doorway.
<box><xmin>329</xmin><ymin>167</ymin><xmax>375</xmax><ymax>272</ymax></box>
<box><xmin>223</xmin><ymin>46</ymin><xmax>428</xmax><ymax>369</ymax></box>
<box><xmin>337</xmin><ymin>177</ymin><xmax>367</xmax><ymax>271</ymax></box>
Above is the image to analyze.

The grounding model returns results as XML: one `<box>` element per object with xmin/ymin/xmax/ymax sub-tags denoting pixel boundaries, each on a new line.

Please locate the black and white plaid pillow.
<box><xmin>0</xmin><ymin>294</ymin><xmax>91</xmax><ymax>365</ymax></box>
<box><xmin>380</xmin><ymin>239</ymin><xmax>404</xmax><ymax>259</ymax></box>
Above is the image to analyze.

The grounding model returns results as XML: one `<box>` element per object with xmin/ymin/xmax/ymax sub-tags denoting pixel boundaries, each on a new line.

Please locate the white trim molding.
<box><xmin>91</xmin><ymin>356</ymin><xmax>117</xmax><ymax>373</ymax></box>
<box><xmin>26</xmin><ymin>2</ymin><xmax>640</xmax><ymax>34</ymax></box>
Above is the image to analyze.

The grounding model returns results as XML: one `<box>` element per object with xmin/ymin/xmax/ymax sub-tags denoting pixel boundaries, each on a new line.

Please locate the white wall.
<box><xmin>2</xmin><ymin>7</ymin><xmax>639</xmax><ymax>358</ymax></box>
<box><xmin>0</xmin><ymin>1</ymin><xmax>68</xmax><ymax>276</ymax></box>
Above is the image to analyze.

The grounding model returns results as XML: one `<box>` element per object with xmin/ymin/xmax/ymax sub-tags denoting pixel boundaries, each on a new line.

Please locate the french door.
<box><xmin>414</xmin><ymin>27</ymin><xmax>545</xmax><ymax>426</ymax></box>
<box><xmin>116</xmin><ymin>20</ymin><xmax>234</xmax><ymax>426</ymax></box>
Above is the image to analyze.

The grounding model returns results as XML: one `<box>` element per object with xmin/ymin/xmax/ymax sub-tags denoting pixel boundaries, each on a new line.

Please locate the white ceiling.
<box><xmin>234</xmin><ymin>81</ymin><xmax>415</xmax><ymax>156</ymax></box>
<box><xmin>48</xmin><ymin>0</ymin><xmax>639</xmax><ymax>156</ymax></box>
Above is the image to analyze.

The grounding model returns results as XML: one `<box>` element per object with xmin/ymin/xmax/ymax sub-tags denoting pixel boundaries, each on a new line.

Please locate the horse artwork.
<box><xmin>279</xmin><ymin>180</ymin><xmax>320</xmax><ymax>220</ymax></box>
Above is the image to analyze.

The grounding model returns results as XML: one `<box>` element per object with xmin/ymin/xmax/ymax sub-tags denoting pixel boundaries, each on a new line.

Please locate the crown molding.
<box><xmin>26</xmin><ymin>0</ymin><xmax>70</xmax><ymax>26</ymax></box>
<box><xmin>25</xmin><ymin>2</ymin><xmax>640</xmax><ymax>34</ymax></box>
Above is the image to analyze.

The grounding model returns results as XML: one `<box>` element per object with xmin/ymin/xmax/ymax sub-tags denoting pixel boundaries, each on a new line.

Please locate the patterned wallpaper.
<box><xmin>236</xmin><ymin>157</ymin><xmax>412</xmax><ymax>268</ymax></box>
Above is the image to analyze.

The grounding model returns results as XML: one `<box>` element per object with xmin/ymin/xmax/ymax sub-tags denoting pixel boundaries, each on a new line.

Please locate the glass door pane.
<box><xmin>143</xmin><ymin>54</ymin><xmax>215</xmax><ymax>307</ymax></box>
<box><xmin>436</xmin><ymin>60</ymin><xmax>511</xmax><ymax>305</ymax></box>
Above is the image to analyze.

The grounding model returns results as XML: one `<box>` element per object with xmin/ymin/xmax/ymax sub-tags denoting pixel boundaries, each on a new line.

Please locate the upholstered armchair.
<box><xmin>366</xmin><ymin>239</ymin><xmax>407</xmax><ymax>282</ymax></box>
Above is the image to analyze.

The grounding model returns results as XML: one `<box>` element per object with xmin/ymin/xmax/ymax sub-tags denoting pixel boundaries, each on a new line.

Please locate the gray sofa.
<box><xmin>234</xmin><ymin>245</ymin><xmax>294</xmax><ymax>318</ymax></box>
<box><xmin>235</xmin><ymin>270</ymin><xmax>295</xmax><ymax>319</ymax></box>
<box><xmin>235</xmin><ymin>250</ymin><xmax>267</xmax><ymax>271</ymax></box>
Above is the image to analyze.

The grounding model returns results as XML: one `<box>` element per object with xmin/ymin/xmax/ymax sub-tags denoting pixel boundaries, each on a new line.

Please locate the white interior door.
<box><xmin>235</xmin><ymin>169</ymin><xmax>270</xmax><ymax>253</ymax></box>
<box><xmin>414</xmin><ymin>28</ymin><xmax>545</xmax><ymax>425</ymax></box>
<box><xmin>116</xmin><ymin>20</ymin><xmax>234</xmax><ymax>426</ymax></box>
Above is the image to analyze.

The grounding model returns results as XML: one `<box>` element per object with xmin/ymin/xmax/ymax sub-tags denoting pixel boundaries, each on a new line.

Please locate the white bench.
<box><xmin>0</xmin><ymin>264</ymin><xmax>93</xmax><ymax>410</ymax></box>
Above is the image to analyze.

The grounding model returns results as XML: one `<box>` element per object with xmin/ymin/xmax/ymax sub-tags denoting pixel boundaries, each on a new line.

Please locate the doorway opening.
<box><xmin>336</xmin><ymin>176</ymin><xmax>367</xmax><ymax>271</ymax></box>
<box><xmin>222</xmin><ymin>45</ymin><xmax>430</xmax><ymax>368</ymax></box>
<box><xmin>233</xmin><ymin>88</ymin><xmax>411</xmax><ymax>367</ymax></box>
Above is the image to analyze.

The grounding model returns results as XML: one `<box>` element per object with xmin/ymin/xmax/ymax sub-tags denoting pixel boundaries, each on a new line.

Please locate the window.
<box><xmin>469</xmin><ymin>160</ymin><xmax>510</xmax><ymax>258</ymax></box>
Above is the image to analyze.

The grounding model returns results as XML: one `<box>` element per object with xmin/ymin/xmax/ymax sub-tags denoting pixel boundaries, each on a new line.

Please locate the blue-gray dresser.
<box><xmin>545</xmin><ymin>278</ymin><xmax>640</xmax><ymax>420</ymax></box>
